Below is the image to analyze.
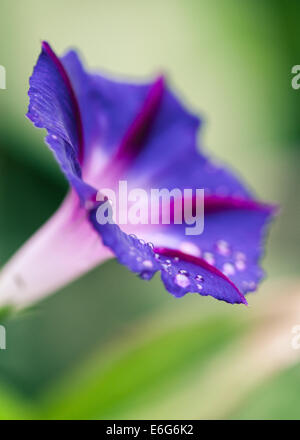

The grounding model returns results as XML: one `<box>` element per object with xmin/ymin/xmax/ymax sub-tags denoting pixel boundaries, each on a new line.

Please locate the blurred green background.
<box><xmin>0</xmin><ymin>0</ymin><xmax>300</xmax><ymax>419</ymax></box>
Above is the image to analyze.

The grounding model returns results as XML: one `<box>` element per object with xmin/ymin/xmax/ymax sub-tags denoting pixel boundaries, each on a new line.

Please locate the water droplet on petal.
<box><xmin>154</xmin><ymin>253</ymin><xmax>161</xmax><ymax>260</ymax></box>
<box><xmin>142</xmin><ymin>260</ymin><xmax>153</xmax><ymax>269</ymax></box>
<box><xmin>140</xmin><ymin>271</ymin><xmax>152</xmax><ymax>280</ymax></box>
<box><xmin>129</xmin><ymin>246</ymin><xmax>136</xmax><ymax>256</ymax></box>
<box><xmin>195</xmin><ymin>274</ymin><xmax>204</xmax><ymax>282</ymax></box>
<box><xmin>165</xmin><ymin>259</ymin><xmax>171</xmax><ymax>264</ymax></box>
<box><xmin>235</xmin><ymin>260</ymin><xmax>246</xmax><ymax>271</ymax></box>
<box><xmin>242</xmin><ymin>280</ymin><xmax>255</xmax><ymax>289</ymax></box>
<box><xmin>235</xmin><ymin>251</ymin><xmax>246</xmax><ymax>261</ymax></box>
<box><xmin>162</xmin><ymin>263</ymin><xmax>171</xmax><ymax>272</ymax></box>
<box><xmin>196</xmin><ymin>283</ymin><xmax>203</xmax><ymax>290</ymax></box>
<box><xmin>148</xmin><ymin>242</ymin><xmax>154</xmax><ymax>249</ymax></box>
<box><xmin>216</xmin><ymin>240</ymin><xmax>230</xmax><ymax>256</ymax></box>
<box><xmin>179</xmin><ymin>241</ymin><xmax>201</xmax><ymax>257</ymax></box>
<box><xmin>222</xmin><ymin>262</ymin><xmax>235</xmax><ymax>276</ymax></box>
<box><xmin>203</xmin><ymin>252</ymin><xmax>215</xmax><ymax>265</ymax></box>
<box><xmin>175</xmin><ymin>273</ymin><xmax>190</xmax><ymax>288</ymax></box>
<box><xmin>179</xmin><ymin>269</ymin><xmax>189</xmax><ymax>276</ymax></box>
<box><xmin>139</xmin><ymin>239</ymin><xmax>145</xmax><ymax>245</ymax></box>
<box><xmin>173</xmin><ymin>257</ymin><xmax>179</xmax><ymax>262</ymax></box>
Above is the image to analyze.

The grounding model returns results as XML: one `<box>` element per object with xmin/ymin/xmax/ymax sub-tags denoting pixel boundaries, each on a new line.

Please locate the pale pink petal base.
<box><xmin>0</xmin><ymin>191</ymin><xmax>113</xmax><ymax>308</ymax></box>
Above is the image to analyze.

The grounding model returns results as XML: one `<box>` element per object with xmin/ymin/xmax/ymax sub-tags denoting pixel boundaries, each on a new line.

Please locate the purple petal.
<box><xmin>61</xmin><ymin>48</ymin><xmax>201</xmax><ymax>189</ymax></box>
<box><xmin>28</xmin><ymin>43</ymin><xmax>246</xmax><ymax>199</ymax></box>
<box><xmin>132</xmin><ymin>149</ymin><xmax>253</xmax><ymax>199</ymax></box>
<box><xmin>89</xmin><ymin>206</ymin><xmax>247</xmax><ymax>305</ymax></box>
<box><xmin>145</xmin><ymin>196</ymin><xmax>276</xmax><ymax>296</ymax></box>
<box><xmin>27</xmin><ymin>42</ymin><xmax>94</xmax><ymax>201</ymax></box>
<box><xmin>89</xmin><ymin>207</ymin><xmax>159</xmax><ymax>279</ymax></box>
<box><xmin>61</xmin><ymin>50</ymin><xmax>152</xmax><ymax>162</ymax></box>
<box><xmin>28</xmin><ymin>43</ymin><xmax>251</xmax><ymax>201</ymax></box>
<box><xmin>110</xmin><ymin>76</ymin><xmax>165</xmax><ymax>164</ymax></box>
<box><xmin>155</xmin><ymin>248</ymin><xmax>247</xmax><ymax>305</ymax></box>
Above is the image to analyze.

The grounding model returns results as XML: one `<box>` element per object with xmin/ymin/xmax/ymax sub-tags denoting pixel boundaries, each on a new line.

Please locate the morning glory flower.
<box><xmin>0</xmin><ymin>42</ymin><xmax>276</xmax><ymax>307</ymax></box>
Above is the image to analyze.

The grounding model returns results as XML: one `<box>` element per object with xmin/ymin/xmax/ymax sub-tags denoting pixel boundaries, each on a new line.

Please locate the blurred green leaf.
<box><xmin>231</xmin><ymin>363</ymin><xmax>300</xmax><ymax>420</ymax></box>
<box><xmin>41</xmin><ymin>314</ymin><xmax>245</xmax><ymax>419</ymax></box>
<box><xmin>0</xmin><ymin>306</ymin><xmax>15</xmax><ymax>322</ymax></box>
<box><xmin>0</xmin><ymin>383</ymin><xmax>33</xmax><ymax>420</ymax></box>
